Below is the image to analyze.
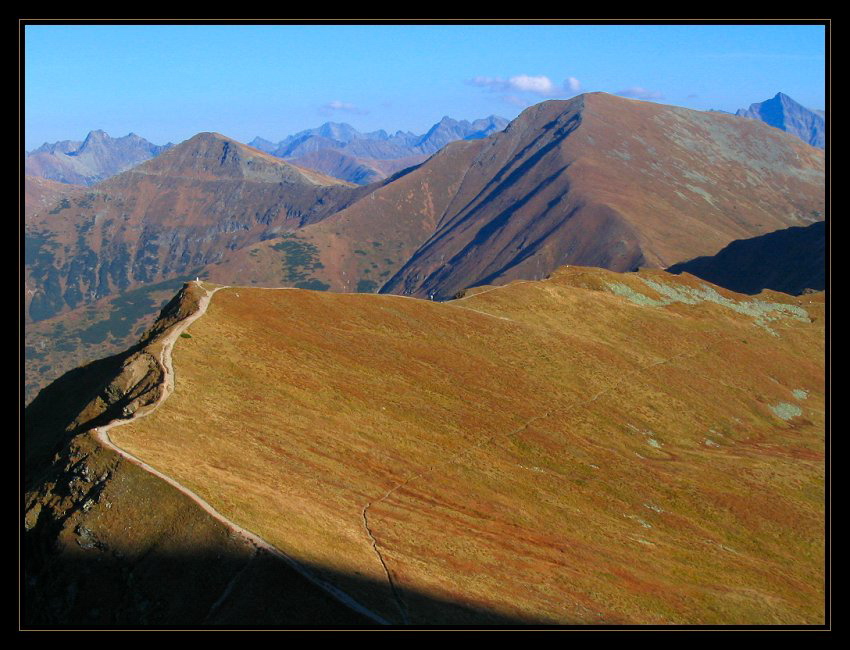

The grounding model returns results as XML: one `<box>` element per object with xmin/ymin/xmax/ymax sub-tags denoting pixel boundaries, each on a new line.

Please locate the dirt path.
<box><xmin>93</xmin><ymin>281</ymin><xmax>390</xmax><ymax>625</ymax></box>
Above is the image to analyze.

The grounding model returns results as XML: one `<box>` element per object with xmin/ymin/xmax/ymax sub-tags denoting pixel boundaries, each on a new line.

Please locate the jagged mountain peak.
<box><xmin>25</xmin><ymin>130</ymin><xmax>174</xmax><ymax>185</ymax></box>
<box><xmin>735</xmin><ymin>92</ymin><xmax>824</xmax><ymax>148</ymax></box>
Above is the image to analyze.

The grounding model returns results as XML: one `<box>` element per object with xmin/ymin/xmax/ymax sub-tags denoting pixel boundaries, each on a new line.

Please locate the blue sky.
<box><xmin>24</xmin><ymin>22</ymin><xmax>827</xmax><ymax>151</ymax></box>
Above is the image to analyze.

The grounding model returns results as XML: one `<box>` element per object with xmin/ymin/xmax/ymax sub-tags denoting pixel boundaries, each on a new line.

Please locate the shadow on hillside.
<box><xmin>22</xmin><ymin>541</ymin><xmax>550</xmax><ymax>628</ymax></box>
<box><xmin>24</xmin><ymin>347</ymin><xmax>141</xmax><ymax>485</ymax></box>
<box><xmin>665</xmin><ymin>221</ymin><xmax>826</xmax><ymax>296</ymax></box>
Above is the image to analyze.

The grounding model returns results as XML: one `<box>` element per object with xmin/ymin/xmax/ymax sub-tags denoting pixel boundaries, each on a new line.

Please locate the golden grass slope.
<box><xmin>108</xmin><ymin>267</ymin><xmax>825</xmax><ymax>625</ymax></box>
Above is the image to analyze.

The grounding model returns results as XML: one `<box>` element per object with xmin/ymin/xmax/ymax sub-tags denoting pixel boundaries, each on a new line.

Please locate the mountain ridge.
<box><xmin>24</xmin><ymin>266</ymin><xmax>825</xmax><ymax>625</ymax></box>
<box><xmin>249</xmin><ymin>115</ymin><xmax>509</xmax><ymax>184</ymax></box>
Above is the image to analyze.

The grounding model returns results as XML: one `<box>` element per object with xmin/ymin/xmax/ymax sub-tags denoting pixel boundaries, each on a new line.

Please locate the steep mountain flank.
<box><xmin>667</xmin><ymin>221</ymin><xmax>826</xmax><ymax>296</ymax></box>
<box><xmin>736</xmin><ymin>92</ymin><xmax>825</xmax><ymax>148</ymax></box>
<box><xmin>202</xmin><ymin>138</ymin><xmax>487</xmax><ymax>292</ymax></box>
<box><xmin>209</xmin><ymin>93</ymin><xmax>824</xmax><ymax>302</ymax></box>
<box><xmin>27</xmin><ymin>268</ymin><xmax>823</xmax><ymax>625</ymax></box>
<box><xmin>25</xmin><ymin>130</ymin><xmax>173</xmax><ymax>185</ymax></box>
<box><xmin>24</xmin><ymin>132</ymin><xmax>363</xmax><ymax>323</ymax></box>
<box><xmin>24</xmin><ymin>176</ymin><xmax>88</xmax><ymax>216</ymax></box>
<box><xmin>381</xmin><ymin>93</ymin><xmax>824</xmax><ymax>299</ymax></box>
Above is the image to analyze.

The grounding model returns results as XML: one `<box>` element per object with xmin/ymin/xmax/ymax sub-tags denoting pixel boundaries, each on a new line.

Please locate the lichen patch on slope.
<box><xmin>605</xmin><ymin>276</ymin><xmax>810</xmax><ymax>334</ymax></box>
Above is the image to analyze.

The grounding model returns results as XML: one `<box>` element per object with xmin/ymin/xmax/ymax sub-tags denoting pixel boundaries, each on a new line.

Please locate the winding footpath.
<box><xmin>93</xmin><ymin>282</ymin><xmax>391</xmax><ymax>625</ymax></box>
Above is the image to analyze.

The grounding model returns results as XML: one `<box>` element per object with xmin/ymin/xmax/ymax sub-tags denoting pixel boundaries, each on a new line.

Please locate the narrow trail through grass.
<box><xmin>93</xmin><ymin>281</ymin><xmax>391</xmax><ymax>625</ymax></box>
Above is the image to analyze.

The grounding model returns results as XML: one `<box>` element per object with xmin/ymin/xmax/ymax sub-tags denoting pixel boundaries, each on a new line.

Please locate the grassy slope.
<box><xmin>108</xmin><ymin>267</ymin><xmax>825</xmax><ymax>625</ymax></box>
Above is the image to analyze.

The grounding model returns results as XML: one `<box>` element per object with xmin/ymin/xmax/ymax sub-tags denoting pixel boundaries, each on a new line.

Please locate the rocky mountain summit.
<box><xmin>736</xmin><ymin>92</ymin><xmax>825</xmax><ymax>148</ymax></box>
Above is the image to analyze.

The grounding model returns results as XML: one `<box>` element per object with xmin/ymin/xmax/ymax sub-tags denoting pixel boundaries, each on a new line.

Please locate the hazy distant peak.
<box><xmin>25</xmin><ymin>130</ymin><xmax>173</xmax><ymax>185</ymax></box>
<box><xmin>248</xmin><ymin>113</ymin><xmax>510</xmax><ymax>183</ymax></box>
<box><xmin>735</xmin><ymin>92</ymin><xmax>824</xmax><ymax>148</ymax></box>
<box><xmin>316</xmin><ymin>122</ymin><xmax>361</xmax><ymax>142</ymax></box>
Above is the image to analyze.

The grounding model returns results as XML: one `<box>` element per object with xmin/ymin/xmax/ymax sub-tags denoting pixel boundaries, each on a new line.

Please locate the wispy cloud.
<box><xmin>616</xmin><ymin>86</ymin><xmax>664</xmax><ymax>100</ymax></box>
<box><xmin>468</xmin><ymin>74</ymin><xmax>583</xmax><ymax>106</ymax></box>
<box><xmin>469</xmin><ymin>74</ymin><xmax>556</xmax><ymax>96</ymax></box>
<box><xmin>320</xmin><ymin>100</ymin><xmax>367</xmax><ymax>115</ymax></box>
<box><xmin>510</xmin><ymin>74</ymin><xmax>556</xmax><ymax>94</ymax></box>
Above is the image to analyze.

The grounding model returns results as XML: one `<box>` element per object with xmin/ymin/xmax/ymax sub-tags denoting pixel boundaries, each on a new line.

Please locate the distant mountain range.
<box><xmin>26</xmin><ymin>115</ymin><xmax>509</xmax><ymax>188</ymax></box>
<box><xmin>248</xmin><ymin>115</ymin><xmax>509</xmax><ymax>184</ymax></box>
<box><xmin>735</xmin><ymin>92</ymin><xmax>825</xmax><ymax>148</ymax></box>
<box><xmin>250</xmin><ymin>115</ymin><xmax>509</xmax><ymax>159</ymax></box>
<box><xmin>25</xmin><ymin>130</ymin><xmax>173</xmax><ymax>185</ymax></box>
<box><xmin>26</xmin><ymin>91</ymin><xmax>825</xmax><ymax>191</ymax></box>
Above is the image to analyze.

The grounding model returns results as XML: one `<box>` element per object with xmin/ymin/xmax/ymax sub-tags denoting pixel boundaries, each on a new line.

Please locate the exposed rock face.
<box><xmin>25</xmin><ymin>130</ymin><xmax>173</xmax><ymax>185</ymax></box>
<box><xmin>24</xmin><ymin>283</ymin><xmax>205</xmax><ymax>479</ymax></box>
<box><xmin>666</xmin><ymin>221</ymin><xmax>826</xmax><ymax>295</ymax></box>
<box><xmin>736</xmin><ymin>92</ymin><xmax>825</xmax><ymax>148</ymax></box>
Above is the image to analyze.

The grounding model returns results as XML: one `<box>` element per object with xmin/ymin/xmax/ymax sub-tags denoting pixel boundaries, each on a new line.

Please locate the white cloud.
<box><xmin>468</xmin><ymin>74</ymin><xmax>558</xmax><ymax>96</ymax></box>
<box><xmin>321</xmin><ymin>100</ymin><xmax>366</xmax><ymax>114</ymax></box>
<box><xmin>508</xmin><ymin>74</ymin><xmax>555</xmax><ymax>95</ymax></box>
<box><xmin>564</xmin><ymin>77</ymin><xmax>581</xmax><ymax>93</ymax></box>
<box><xmin>616</xmin><ymin>87</ymin><xmax>664</xmax><ymax>100</ymax></box>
